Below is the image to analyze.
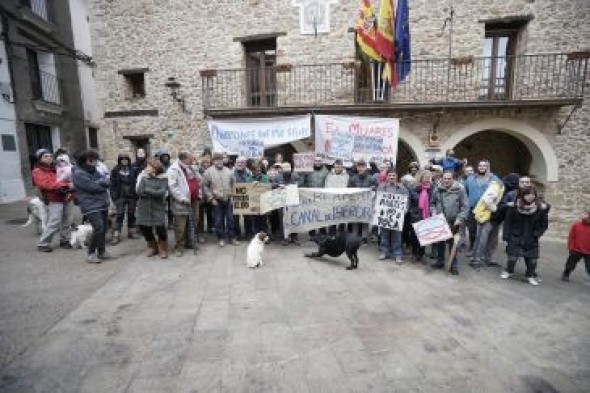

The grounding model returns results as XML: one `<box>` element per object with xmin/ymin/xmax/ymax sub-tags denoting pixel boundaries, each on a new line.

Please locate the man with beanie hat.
<box><xmin>33</xmin><ymin>148</ymin><xmax>74</xmax><ymax>252</ymax></box>
<box><xmin>110</xmin><ymin>152</ymin><xmax>140</xmax><ymax>244</ymax></box>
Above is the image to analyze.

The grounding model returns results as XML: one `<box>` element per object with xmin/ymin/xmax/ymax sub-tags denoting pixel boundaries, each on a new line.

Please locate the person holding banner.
<box><xmin>250</xmin><ymin>160</ymin><xmax>270</xmax><ymax>234</ymax></box>
<box><xmin>304</xmin><ymin>155</ymin><xmax>329</xmax><ymax>240</ymax></box>
<box><xmin>348</xmin><ymin>159</ymin><xmax>377</xmax><ymax>245</ymax></box>
<box><xmin>273</xmin><ymin>162</ymin><xmax>301</xmax><ymax>246</ymax></box>
<box><xmin>203</xmin><ymin>153</ymin><xmax>238</xmax><ymax>247</ymax></box>
<box><xmin>376</xmin><ymin>169</ymin><xmax>409</xmax><ymax>263</ymax></box>
<box><xmin>232</xmin><ymin>156</ymin><xmax>253</xmax><ymax>241</ymax></box>
<box><xmin>429</xmin><ymin>171</ymin><xmax>469</xmax><ymax>275</ymax></box>
<box><xmin>325</xmin><ymin>159</ymin><xmax>350</xmax><ymax>235</ymax></box>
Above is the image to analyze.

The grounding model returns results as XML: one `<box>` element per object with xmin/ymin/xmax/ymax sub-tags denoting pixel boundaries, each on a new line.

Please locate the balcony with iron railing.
<box><xmin>201</xmin><ymin>53</ymin><xmax>589</xmax><ymax>115</ymax></box>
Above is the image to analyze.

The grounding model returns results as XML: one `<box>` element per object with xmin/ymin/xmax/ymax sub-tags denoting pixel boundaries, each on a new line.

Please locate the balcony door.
<box><xmin>244</xmin><ymin>39</ymin><xmax>277</xmax><ymax>107</ymax></box>
<box><xmin>480</xmin><ymin>29</ymin><xmax>517</xmax><ymax>100</ymax></box>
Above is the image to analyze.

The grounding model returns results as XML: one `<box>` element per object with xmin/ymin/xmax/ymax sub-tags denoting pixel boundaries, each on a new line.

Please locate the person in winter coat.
<box><xmin>429</xmin><ymin>171</ymin><xmax>469</xmax><ymax>274</ymax></box>
<box><xmin>561</xmin><ymin>210</ymin><xmax>590</xmax><ymax>282</ymax></box>
<box><xmin>376</xmin><ymin>169</ymin><xmax>409</xmax><ymax>263</ymax></box>
<box><xmin>197</xmin><ymin>154</ymin><xmax>214</xmax><ymax>237</ymax></box>
<box><xmin>464</xmin><ymin>160</ymin><xmax>502</xmax><ymax>268</ymax></box>
<box><xmin>155</xmin><ymin>148</ymin><xmax>174</xmax><ymax>225</ymax></box>
<box><xmin>168</xmin><ymin>152</ymin><xmax>200</xmax><ymax>256</ymax></box>
<box><xmin>202</xmin><ymin>153</ymin><xmax>238</xmax><ymax>247</ymax></box>
<box><xmin>411</xmin><ymin>170</ymin><xmax>434</xmax><ymax>262</ymax></box>
<box><xmin>348</xmin><ymin>158</ymin><xmax>377</xmax><ymax>243</ymax></box>
<box><xmin>500</xmin><ymin>186</ymin><xmax>550</xmax><ymax>286</ymax></box>
<box><xmin>109</xmin><ymin>152</ymin><xmax>140</xmax><ymax>244</ymax></box>
<box><xmin>273</xmin><ymin>162</ymin><xmax>302</xmax><ymax>246</ymax></box>
<box><xmin>233</xmin><ymin>156</ymin><xmax>253</xmax><ymax>241</ymax></box>
<box><xmin>304</xmin><ymin>155</ymin><xmax>329</xmax><ymax>240</ymax></box>
<box><xmin>136</xmin><ymin>158</ymin><xmax>169</xmax><ymax>259</ymax></box>
<box><xmin>73</xmin><ymin>150</ymin><xmax>111</xmax><ymax>263</ymax></box>
<box><xmin>250</xmin><ymin>160</ymin><xmax>270</xmax><ymax>234</ymax></box>
<box><xmin>131</xmin><ymin>148</ymin><xmax>147</xmax><ymax>178</ymax></box>
<box><xmin>33</xmin><ymin>149</ymin><xmax>74</xmax><ymax>252</ymax></box>
<box><xmin>430</xmin><ymin>149</ymin><xmax>467</xmax><ymax>174</ymax></box>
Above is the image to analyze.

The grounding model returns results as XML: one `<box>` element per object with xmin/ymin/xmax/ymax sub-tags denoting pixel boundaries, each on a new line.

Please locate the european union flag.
<box><xmin>395</xmin><ymin>0</ymin><xmax>411</xmax><ymax>82</ymax></box>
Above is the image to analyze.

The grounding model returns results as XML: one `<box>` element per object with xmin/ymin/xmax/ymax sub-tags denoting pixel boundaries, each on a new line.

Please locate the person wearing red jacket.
<box><xmin>32</xmin><ymin>149</ymin><xmax>74</xmax><ymax>252</ymax></box>
<box><xmin>561</xmin><ymin>210</ymin><xmax>590</xmax><ymax>282</ymax></box>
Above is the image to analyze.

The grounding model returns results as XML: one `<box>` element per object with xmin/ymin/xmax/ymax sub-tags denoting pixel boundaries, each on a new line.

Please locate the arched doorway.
<box><xmin>396</xmin><ymin>140</ymin><xmax>418</xmax><ymax>174</ymax></box>
<box><xmin>454</xmin><ymin>130</ymin><xmax>532</xmax><ymax>177</ymax></box>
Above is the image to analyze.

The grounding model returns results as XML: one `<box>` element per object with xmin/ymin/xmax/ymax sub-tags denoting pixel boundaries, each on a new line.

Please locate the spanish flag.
<box><xmin>356</xmin><ymin>0</ymin><xmax>382</xmax><ymax>62</ymax></box>
<box><xmin>375</xmin><ymin>0</ymin><xmax>396</xmax><ymax>85</ymax></box>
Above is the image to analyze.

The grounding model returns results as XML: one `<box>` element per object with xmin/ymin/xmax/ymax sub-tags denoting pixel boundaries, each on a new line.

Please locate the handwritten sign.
<box><xmin>315</xmin><ymin>114</ymin><xmax>399</xmax><ymax>163</ymax></box>
<box><xmin>293</xmin><ymin>153</ymin><xmax>315</xmax><ymax>172</ymax></box>
<box><xmin>372</xmin><ymin>192</ymin><xmax>407</xmax><ymax>231</ymax></box>
<box><xmin>259</xmin><ymin>185</ymin><xmax>300</xmax><ymax>214</ymax></box>
<box><xmin>412</xmin><ymin>214</ymin><xmax>453</xmax><ymax>246</ymax></box>
<box><xmin>284</xmin><ymin>188</ymin><xmax>374</xmax><ymax>235</ymax></box>
<box><xmin>208</xmin><ymin>115</ymin><xmax>311</xmax><ymax>154</ymax></box>
<box><xmin>239</xmin><ymin>140</ymin><xmax>264</xmax><ymax>159</ymax></box>
<box><xmin>232</xmin><ymin>182</ymin><xmax>272</xmax><ymax>215</ymax></box>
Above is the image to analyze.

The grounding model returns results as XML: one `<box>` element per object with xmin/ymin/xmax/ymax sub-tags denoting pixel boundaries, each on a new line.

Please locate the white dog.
<box><xmin>70</xmin><ymin>223</ymin><xmax>94</xmax><ymax>249</ymax></box>
<box><xmin>22</xmin><ymin>197</ymin><xmax>48</xmax><ymax>234</ymax></box>
<box><xmin>246</xmin><ymin>232</ymin><xmax>270</xmax><ymax>269</ymax></box>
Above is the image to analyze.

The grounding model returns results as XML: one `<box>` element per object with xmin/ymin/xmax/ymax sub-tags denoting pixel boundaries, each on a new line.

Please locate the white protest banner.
<box><xmin>372</xmin><ymin>192</ymin><xmax>408</xmax><ymax>231</ymax></box>
<box><xmin>259</xmin><ymin>185</ymin><xmax>300</xmax><ymax>214</ymax></box>
<box><xmin>315</xmin><ymin>115</ymin><xmax>399</xmax><ymax>163</ymax></box>
<box><xmin>330</xmin><ymin>132</ymin><xmax>354</xmax><ymax>160</ymax></box>
<box><xmin>208</xmin><ymin>115</ymin><xmax>311</xmax><ymax>154</ymax></box>
<box><xmin>283</xmin><ymin>188</ymin><xmax>373</xmax><ymax>235</ymax></box>
<box><xmin>239</xmin><ymin>139</ymin><xmax>264</xmax><ymax>159</ymax></box>
<box><xmin>412</xmin><ymin>214</ymin><xmax>453</xmax><ymax>246</ymax></box>
<box><xmin>232</xmin><ymin>183</ymin><xmax>272</xmax><ymax>215</ymax></box>
<box><xmin>293</xmin><ymin>153</ymin><xmax>315</xmax><ymax>172</ymax></box>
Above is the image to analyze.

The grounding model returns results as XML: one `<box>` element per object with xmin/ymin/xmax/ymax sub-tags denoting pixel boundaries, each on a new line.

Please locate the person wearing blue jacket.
<box><xmin>430</xmin><ymin>149</ymin><xmax>467</xmax><ymax>174</ymax></box>
<box><xmin>73</xmin><ymin>150</ymin><xmax>111</xmax><ymax>264</ymax></box>
<box><xmin>463</xmin><ymin>160</ymin><xmax>502</xmax><ymax>268</ymax></box>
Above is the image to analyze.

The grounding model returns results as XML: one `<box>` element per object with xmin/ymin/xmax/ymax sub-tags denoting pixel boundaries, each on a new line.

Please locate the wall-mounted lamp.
<box><xmin>165</xmin><ymin>77</ymin><xmax>187</xmax><ymax>112</ymax></box>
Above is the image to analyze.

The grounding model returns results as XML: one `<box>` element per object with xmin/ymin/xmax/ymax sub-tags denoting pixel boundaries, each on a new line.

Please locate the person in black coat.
<box><xmin>110</xmin><ymin>152</ymin><xmax>140</xmax><ymax>244</ymax></box>
<box><xmin>500</xmin><ymin>186</ymin><xmax>550</xmax><ymax>286</ymax></box>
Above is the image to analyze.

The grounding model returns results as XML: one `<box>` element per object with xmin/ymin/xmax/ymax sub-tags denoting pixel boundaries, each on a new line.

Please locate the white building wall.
<box><xmin>0</xmin><ymin>20</ymin><xmax>26</xmax><ymax>203</ymax></box>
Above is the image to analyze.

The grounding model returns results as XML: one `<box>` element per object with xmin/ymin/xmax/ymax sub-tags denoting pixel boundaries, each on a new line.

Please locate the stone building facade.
<box><xmin>89</xmin><ymin>0</ymin><xmax>590</xmax><ymax>239</ymax></box>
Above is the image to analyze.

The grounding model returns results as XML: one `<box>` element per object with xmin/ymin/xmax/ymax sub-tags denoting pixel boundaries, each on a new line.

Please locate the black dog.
<box><xmin>304</xmin><ymin>230</ymin><xmax>361</xmax><ymax>270</ymax></box>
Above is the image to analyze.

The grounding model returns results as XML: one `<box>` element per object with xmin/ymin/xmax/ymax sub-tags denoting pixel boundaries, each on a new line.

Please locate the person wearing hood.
<box><xmin>463</xmin><ymin>159</ymin><xmax>501</xmax><ymax>268</ymax></box>
<box><xmin>33</xmin><ymin>149</ymin><xmax>74</xmax><ymax>252</ymax></box>
<box><xmin>500</xmin><ymin>186</ymin><xmax>550</xmax><ymax>286</ymax></box>
<box><xmin>348</xmin><ymin>158</ymin><xmax>377</xmax><ymax>244</ymax></box>
<box><xmin>73</xmin><ymin>150</ymin><xmax>111</xmax><ymax>263</ymax></box>
<box><xmin>131</xmin><ymin>148</ymin><xmax>147</xmax><ymax>178</ymax></box>
<box><xmin>232</xmin><ymin>156</ymin><xmax>253</xmax><ymax>241</ymax></box>
<box><xmin>561</xmin><ymin>209</ymin><xmax>590</xmax><ymax>282</ymax></box>
<box><xmin>110</xmin><ymin>152</ymin><xmax>140</xmax><ymax>244</ymax></box>
<box><xmin>304</xmin><ymin>156</ymin><xmax>329</xmax><ymax>240</ymax></box>
<box><xmin>430</xmin><ymin>171</ymin><xmax>469</xmax><ymax>274</ymax></box>
<box><xmin>155</xmin><ymin>148</ymin><xmax>172</xmax><ymax>171</ymax></box>
<box><xmin>168</xmin><ymin>152</ymin><xmax>201</xmax><ymax>256</ymax></box>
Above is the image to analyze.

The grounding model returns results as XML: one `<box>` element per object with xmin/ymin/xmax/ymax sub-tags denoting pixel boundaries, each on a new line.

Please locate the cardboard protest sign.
<box><xmin>259</xmin><ymin>185</ymin><xmax>299</xmax><ymax>214</ymax></box>
<box><xmin>232</xmin><ymin>183</ymin><xmax>272</xmax><ymax>215</ymax></box>
<box><xmin>412</xmin><ymin>214</ymin><xmax>453</xmax><ymax>246</ymax></box>
<box><xmin>239</xmin><ymin>139</ymin><xmax>264</xmax><ymax>159</ymax></box>
<box><xmin>315</xmin><ymin>114</ymin><xmax>399</xmax><ymax>163</ymax></box>
<box><xmin>293</xmin><ymin>153</ymin><xmax>315</xmax><ymax>172</ymax></box>
<box><xmin>372</xmin><ymin>192</ymin><xmax>408</xmax><ymax>231</ymax></box>
<box><xmin>208</xmin><ymin>115</ymin><xmax>311</xmax><ymax>154</ymax></box>
<box><xmin>283</xmin><ymin>188</ymin><xmax>373</xmax><ymax>235</ymax></box>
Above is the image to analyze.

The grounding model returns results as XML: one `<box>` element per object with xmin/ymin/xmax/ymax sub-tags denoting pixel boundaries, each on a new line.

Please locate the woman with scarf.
<box><xmin>500</xmin><ymin>186</ymin><xmax>550</xmax><ymax>286</ymax></box>
<box><xmin>412</xmin><ymin>170</ymin><xmax>434</xmax><ymax>262</ymax></box>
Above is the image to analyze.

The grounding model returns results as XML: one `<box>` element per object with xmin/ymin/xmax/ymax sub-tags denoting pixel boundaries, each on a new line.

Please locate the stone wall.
<box><xmin>89</xmin><ymin>0</ymin><xmax>590</xmax><ymax>239</ymax></box>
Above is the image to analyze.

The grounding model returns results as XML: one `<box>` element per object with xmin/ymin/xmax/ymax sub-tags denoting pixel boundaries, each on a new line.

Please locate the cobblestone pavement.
<box><xmin>1</xmin><ymin>202</ymin><xmax>589</xmax><ymax>392</ymax></box>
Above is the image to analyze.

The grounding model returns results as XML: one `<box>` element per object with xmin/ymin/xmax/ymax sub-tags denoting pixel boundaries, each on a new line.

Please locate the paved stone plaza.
<box><xmin>1</xmin><ymin>203</ymin><xmax>589</xmax><ymax>392</ymax></box>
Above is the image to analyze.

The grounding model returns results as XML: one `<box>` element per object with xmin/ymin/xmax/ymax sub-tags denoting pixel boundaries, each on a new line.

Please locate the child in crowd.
<box><xmin>56</xmin><ymin>154</ymin><xmax>72</xmax><ymax>182</ymax></box>
<box><xmin>561</xmin><ymin>210</ymin><xmax>590</xmax><ymax>282</ymax></box>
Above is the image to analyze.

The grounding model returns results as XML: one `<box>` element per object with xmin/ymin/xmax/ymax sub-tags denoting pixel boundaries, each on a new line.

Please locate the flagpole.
<box><xmin>371</xmin><ymin>61</ymin><xmax>376</xmax><ymax>101</ymax></box>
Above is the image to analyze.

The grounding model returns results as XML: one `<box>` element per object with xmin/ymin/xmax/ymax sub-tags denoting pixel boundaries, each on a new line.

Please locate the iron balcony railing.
<box><xmin>201</xmin><ymin>53</ymin><xmax>589</xmax><ymax>111</ymax></box>
<box><xmin>32</xmin><ymin>71</ymin><xmax>62</xmax><ymax>105</ymax></box>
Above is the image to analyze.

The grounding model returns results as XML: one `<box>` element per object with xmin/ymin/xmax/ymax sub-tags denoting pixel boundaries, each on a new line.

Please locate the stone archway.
<box><xmin>441</xmin><ymin>118</ymin><xmax>558</xmax><ymax>182</ymax></box>
<box><xmin>396</xmin><ymin>140</ymin><xmax>419</xmax><ymax>174</ymax></box>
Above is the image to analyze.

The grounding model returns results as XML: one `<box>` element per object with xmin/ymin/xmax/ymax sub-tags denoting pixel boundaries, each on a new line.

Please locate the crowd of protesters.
<box><xmin>28</xmin><ymin>146</ymin><xmax>589</xmax><ymax>286</ymax></box>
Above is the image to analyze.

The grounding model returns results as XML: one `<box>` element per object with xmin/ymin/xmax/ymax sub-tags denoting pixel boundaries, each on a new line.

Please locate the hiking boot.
<box><xmin>378</xmin><ymin>253</ymin><xmax>387</xmax><ymax>260</ymax></box>
<box><xmin>500</xmin><ymin>271</ymin><xmax>512</xmax><ymax>279</ymax></box>
<box><xmin>37</xmin><ymin>245</ymin><xmax>53</xmax><ymax>252</ymax></box>
<box><xmin>86</xmin><ymin>253</ymin><xmax>101</xmax><ymax>264</ymax></box>
<box><xmin>527</xmin><ymin>277</ymin><xmax>539</xmax><ymax>286</ymax></box>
